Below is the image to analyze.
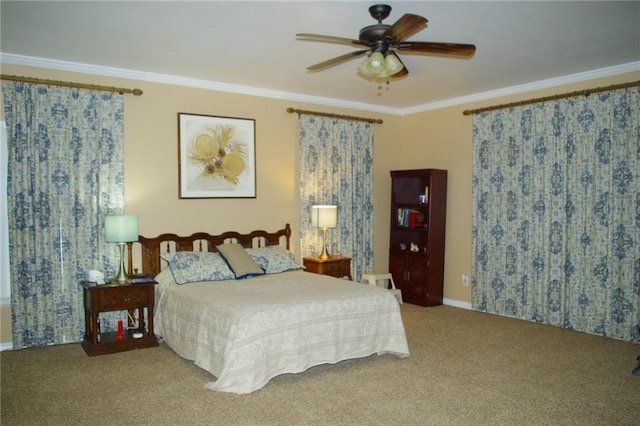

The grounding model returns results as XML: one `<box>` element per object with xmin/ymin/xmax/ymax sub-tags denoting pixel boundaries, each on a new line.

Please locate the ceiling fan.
<box><xmin>297</xmin><ymin>4</ymin><xmax>476</xmax><ymax>79</ymax></box>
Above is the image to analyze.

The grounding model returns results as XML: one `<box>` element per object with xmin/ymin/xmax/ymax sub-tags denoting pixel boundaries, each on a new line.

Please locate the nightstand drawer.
<box><xmin>322</xmin><ymin>262</ymin><xmax>347</xmax><ymax>273</ymax></box>
<box><xmin>303</xmin><ymin>256</ymin><xmax>352</xmax><ymax>280</ymax></box>
<box><xmin>97</xmin><ymin>287</ymin><xmax>149</xmax><ymax>310</ymax></box>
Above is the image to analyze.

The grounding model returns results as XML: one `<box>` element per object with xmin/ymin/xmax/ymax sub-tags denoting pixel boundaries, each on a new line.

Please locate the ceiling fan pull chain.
<box><xmin>376</xmin><ymin>80</ymin><xmax>391</xmax><ymax>96</ymax></box>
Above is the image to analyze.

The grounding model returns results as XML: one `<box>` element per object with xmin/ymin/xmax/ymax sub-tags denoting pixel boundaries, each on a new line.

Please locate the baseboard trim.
<box><xmin>0</xmin><ymin>341</ymin><xmax>14</xmax><ymax>351</ymax></box>
<box><xmin>443</xmin><ymin>298</ymin><xmax>472</xmax><ymax>310</ymax></box>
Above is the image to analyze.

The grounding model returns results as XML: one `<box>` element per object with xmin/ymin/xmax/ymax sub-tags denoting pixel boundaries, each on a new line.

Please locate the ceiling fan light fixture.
<box><xmin>357</xmin><ymin>51</ymin><xmax>404</xmax><ymax>79</ymax></box>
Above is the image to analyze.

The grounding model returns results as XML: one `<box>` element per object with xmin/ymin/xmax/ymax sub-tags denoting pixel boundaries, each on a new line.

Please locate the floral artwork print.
<box><xmin>190</xmin><ymin>125</ymin><xmax>247</xmax><ymax>186</ymax></box>
<box><xmin>179</xmin><ymin>113</ymin><xmax>256</xmax><ymax>198</ymax></box>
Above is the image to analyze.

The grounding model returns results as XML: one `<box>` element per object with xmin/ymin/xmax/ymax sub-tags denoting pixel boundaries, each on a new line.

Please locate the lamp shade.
<box><xmin>311</xmin><ymin>205</ymin><xmax>337</xmax><ymax>229</ymax></box>
<box><xmin>358</xmin><ymin>52</ymin><xmax>385</xmax><ymax>77</ymax></box>
<box><xmin>105</xmin><ymin>215</ymin><xmax>139</xmax><ymax>243</ymax></box>
<box><xmin>385</xmin><ymin>53</ymin><xmax>404</xmax><ymax>75</ymax></box>
<box><xmin>368</xmin><ymin>52</ymin><xmax>384</xmax><ymax>69</ymax></box>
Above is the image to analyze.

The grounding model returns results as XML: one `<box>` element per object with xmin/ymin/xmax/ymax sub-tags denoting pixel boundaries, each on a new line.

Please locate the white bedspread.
<box><xmin>153</xmin><ymin>270</ymin><xmax>409</xmax><ymax>394</ymax></box>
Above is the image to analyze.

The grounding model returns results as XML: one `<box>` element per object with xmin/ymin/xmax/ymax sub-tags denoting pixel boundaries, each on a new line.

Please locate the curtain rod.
<box><xmin>462</xmin><ymin>80</ymin><xmax>640</xmax><ymax>116</ymax></box>
<box><xmin>287</xmin><ymin>107</ymin><xmax>383</xmax><ymax>124</ymax></box>
<box><xmin>1</xmin><ymin>74</ymin><xmax>143</xmax><ymax>96</ymax></box>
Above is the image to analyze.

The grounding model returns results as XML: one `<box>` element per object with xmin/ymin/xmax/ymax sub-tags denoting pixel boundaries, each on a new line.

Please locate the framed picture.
<box><xmin>178</xmin><ymin>113</ymin><xmax>256</xmax><ymax>198</ymax></box>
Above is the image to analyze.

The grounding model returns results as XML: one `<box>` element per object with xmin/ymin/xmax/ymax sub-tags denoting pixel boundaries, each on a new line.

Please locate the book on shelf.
<box><xmin>396</xmin><ymin>208</ymin><xmax>423</xmax><ymax>228</ymax></box>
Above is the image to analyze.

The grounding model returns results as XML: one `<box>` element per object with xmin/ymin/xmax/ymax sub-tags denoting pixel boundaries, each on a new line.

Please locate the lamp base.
<box><xmin>317</xmin><ymin>250</ymin><xmax>332</xmax><ymax>260</ymax></box>
<box><xmin>317</xmin><ymin>228</ymin><xmax>332</xmax><ymax>260</ymax></box>
<box><xmin>113</xmin><ymin>243</ymin><xmax>129</xmax><ymax>284</ymax></box>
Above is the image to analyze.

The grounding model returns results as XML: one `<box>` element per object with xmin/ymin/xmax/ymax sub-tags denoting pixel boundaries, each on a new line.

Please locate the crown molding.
<box><xmin>401</xmin><ymin>61</ymin><xmax>640</xmax><ymax>115</ymax></box>
<box><xmin>0</xmin><ymin>53</ymin><xmax>401</xmax><ymax>115</ymax></box>
<box><xmin>2</xmin><ymin>53</ymin><xmax>638</xmax><ymax>116</ymax></box>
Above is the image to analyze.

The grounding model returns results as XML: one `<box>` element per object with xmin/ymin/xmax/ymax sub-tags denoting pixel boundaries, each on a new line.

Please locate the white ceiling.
<box><xmin>1</xmin><ymin>1</ymin><xmax>639</xmax><ymax>114</ymax></box>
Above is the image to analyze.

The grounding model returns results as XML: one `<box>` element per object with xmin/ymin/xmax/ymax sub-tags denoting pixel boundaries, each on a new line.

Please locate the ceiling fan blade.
<box><xmin>398</xmin><ymin>42</ymin><xmax>476</xmax><ymax>58</ymax></box>
<box><xmin>384</xmin><ymin>14</ymin><xmax>428</xmax><ymax>43</ymax></box>
<box><xmin>296</xmin><ymin>33</ymin><xmax>370</xmax><ymax>48</ymax></box>
<box><xmin>306</xmin><ymin>50</ymin><xmax>370</xmax><ymax>72</ymax></box>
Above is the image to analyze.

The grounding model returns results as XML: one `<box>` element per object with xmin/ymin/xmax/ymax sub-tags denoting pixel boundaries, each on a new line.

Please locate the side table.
<box><xmin>81</xmin><ymin>281</ymin><xmax>158</xmax><ymax>356</ymax></box>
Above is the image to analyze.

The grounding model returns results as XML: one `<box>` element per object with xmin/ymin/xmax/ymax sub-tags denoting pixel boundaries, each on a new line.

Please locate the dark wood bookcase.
<box><xmin>389</xmin><ymin>169</ymin><xmax>447</xmax><ymax>306</ymax></box>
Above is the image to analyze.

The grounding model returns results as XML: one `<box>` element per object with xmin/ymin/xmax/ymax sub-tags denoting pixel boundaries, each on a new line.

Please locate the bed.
<box><xmin>135</xmin><ymin>224</ymin><xmax>409</xmax><ymax>394</ymax></box>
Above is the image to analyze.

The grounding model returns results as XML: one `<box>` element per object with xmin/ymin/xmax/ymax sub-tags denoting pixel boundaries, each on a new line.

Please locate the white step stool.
<box><xmin>361</xmin><ymin>273</ymin><xmax>403</xmax><ymax>304</ymax></box>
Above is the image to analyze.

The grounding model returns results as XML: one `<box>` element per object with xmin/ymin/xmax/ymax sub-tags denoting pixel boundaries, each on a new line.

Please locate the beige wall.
<box><xmin>1</xmin><ymin>63</ymin><xmax>638</xmax><ymax>346</ymax></box>
<box><xmin>398</xmin><ymin>107</ymin><xmax>475</xmax><ymax>303</ymax></box>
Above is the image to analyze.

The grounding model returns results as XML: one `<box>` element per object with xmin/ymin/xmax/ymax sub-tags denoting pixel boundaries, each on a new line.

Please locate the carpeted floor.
<box><xmin>1</xmin><ymin>304</ymin><xmax>639</xmax><ymax>425</ymax></box>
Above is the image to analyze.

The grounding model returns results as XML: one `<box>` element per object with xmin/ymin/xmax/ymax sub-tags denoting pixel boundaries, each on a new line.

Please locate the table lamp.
<box><xmin>311</xmin><ymin>205</ymin><xmax>337</xmax><ymax>260</ymax></box>
<box><xmin>105</xmin><ymin>215</ymin><xmax>139</xmax><ymax>283</ymax></box>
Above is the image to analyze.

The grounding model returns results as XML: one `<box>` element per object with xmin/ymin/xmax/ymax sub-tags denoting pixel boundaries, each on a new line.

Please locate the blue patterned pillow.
<box><xmin>161</xmin><ymin>251</ymin><xmax>234</xmax><ymax>285</ymax></box>
<box><xmin>247</xmin><ymin>246</ymin><xmax>304</xmax><ymax>274</ymax></box>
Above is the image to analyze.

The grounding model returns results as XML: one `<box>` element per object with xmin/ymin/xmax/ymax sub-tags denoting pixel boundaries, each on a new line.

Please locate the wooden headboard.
<box><xmin>127</xmin><ymin>224</ymin><xmax>291</xmax><ymax>277</ymax></box>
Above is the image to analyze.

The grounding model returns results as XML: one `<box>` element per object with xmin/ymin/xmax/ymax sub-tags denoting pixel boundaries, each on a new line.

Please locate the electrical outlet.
<box><xmin>461</xmin><ymin>274</ymin><xmax>469</xmax><ymax>286</ymax></box>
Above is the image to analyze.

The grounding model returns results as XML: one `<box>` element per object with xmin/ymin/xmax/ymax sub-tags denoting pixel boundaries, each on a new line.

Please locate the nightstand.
<box><xmin>81</xmin><ymin>281</ymin><xmax>158</xmax><ymax>356</ymax></box>
<box><xmin>303</xmin><ymin>256</ymin><xmax>352</xmax><ymax>280</ymax></box>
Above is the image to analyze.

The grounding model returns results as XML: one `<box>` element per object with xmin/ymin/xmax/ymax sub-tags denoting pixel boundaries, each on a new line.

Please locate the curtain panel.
<box><xmin>472</xmin><ymin>87</ymin><xmax>640</xmax><ymax>343</ymax></box>
<box><xmin>3</xmin><ymin>81</ymin><xmax>125</xmax><ymax>348</ymax></box>
<box><xmin>297</xmin><ymin>115</ymin><xmax>374</xmax><ymax>282</ymax></box>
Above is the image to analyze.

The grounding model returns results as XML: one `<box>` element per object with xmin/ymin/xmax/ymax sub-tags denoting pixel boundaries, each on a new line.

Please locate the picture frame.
<box><xmin>178</xmin><ymin>113</ymin><xmax>256</xmax><ymax>199</ymax></box>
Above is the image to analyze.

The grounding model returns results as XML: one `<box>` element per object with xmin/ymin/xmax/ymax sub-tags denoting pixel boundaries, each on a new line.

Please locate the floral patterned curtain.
<box><xmin>3</xmin><ymin>81</ymin><xmax>125</xmax><ymax>348</ymax></box>
<box><xmin>472</xmin><ymin>86</ymin><xmax>640</xmax><ymax>343</ymax></box>
<box><xmin>297</xmin><ymin>115</ymin><xmax>374</xmax><ymax>282</ymax></box>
